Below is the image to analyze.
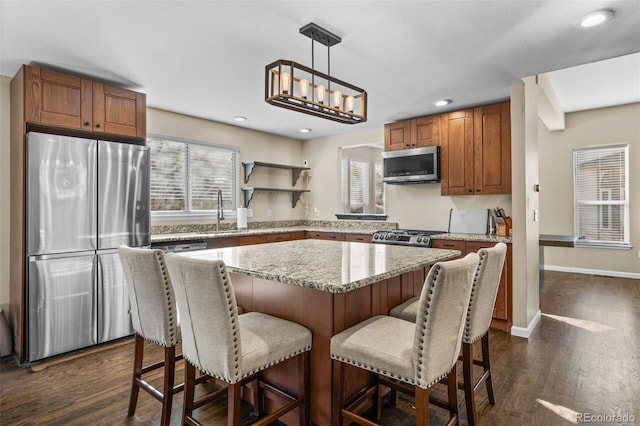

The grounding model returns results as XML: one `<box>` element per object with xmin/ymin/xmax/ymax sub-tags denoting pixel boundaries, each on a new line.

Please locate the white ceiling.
<box><xmin>1</xmin><ymin>1</ymin><xmax>639</xmax><ymax>141</ymax></box>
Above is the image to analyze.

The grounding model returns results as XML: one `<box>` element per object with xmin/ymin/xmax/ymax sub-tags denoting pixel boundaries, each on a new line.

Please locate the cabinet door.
<box><xmin>344</xmin><ymin>233</ymin><xmax>372</xmax><ymax>243</ymax></box>
<box><xmin>24</xmin><ymin>66</ymin><xmax>93</xmax><ymax>130</ymax></box>
<box><xmin>238</xmin><ymin>235</ymin><xmax>269</xmax><ymax>246</ymax></box>
<box><xmin>305</xmin><ymin>231</ymin><xmax>346</xmax><ymax>241</ymax></box>
<box><xmin>474</xmin><ymin>102</ymin><xmax>511</xmax><ymax>194</ymax></box>
<box><xmin>266</xmin><ymin>232</ymin><xmax>291</xmax><ymax>243</ymax></box>
<box><xmin>440</xmin><ymin>110</ymin><xmax>474</xmax><ymax>195</ymax></box>
<box><xmin>430</xmin><ymin>239</ymin><xmax>465</xmax><ymax>259</ymax></box>
<box><xmin>465</xmin><ymin>241</ymin><xmax>510</xmax><ymax>321</ymax></box>
<box><xmin>93</xmin><ymin>83</ymin><xmax>146</xmax><ymax>137</ymax></box>
<box><xmin>384</xmin><ymin>121</ymin><xmax>411</xmax><ymax>151</ymax></box>
<box><xmin>207</xmin><ymin>236</ymin><xmax>239</xmax><ymax>248</ymax></box>
<box><xmin>411</xmin><ymin>116</ymin><xmax>439</xmax><ymax>147</ymax></box>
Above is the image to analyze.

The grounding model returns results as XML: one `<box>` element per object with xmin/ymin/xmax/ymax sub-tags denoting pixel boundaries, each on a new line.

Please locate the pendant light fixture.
<box><xmin>265</xmin><ymin>23</ymin><xmax>367</xmax><ymax>124</ymax></box>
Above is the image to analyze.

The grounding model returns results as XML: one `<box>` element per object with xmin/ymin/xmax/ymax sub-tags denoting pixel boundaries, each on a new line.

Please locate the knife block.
<box><xmin>497</xmin><ymin>217</ymin><xmax>512</xmax><ymax>237</ymax></box>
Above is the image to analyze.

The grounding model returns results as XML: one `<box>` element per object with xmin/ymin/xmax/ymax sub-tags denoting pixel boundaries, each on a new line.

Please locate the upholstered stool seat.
<box><xmin>331</xmin><ymin>253</ymin><xmax>480</xmax><ymax>426</ymax></box>
<box><xmin>165</xmin><ymin>254</ymin><xmax>312</xmax><ymax>426</ymax></box>
<box><xmin>118</xmin><ymin>246</ymin><xmax>183</xmax><ymax>426</ymax></box>
<box><xmin>389</xmin><ymin>242</ymin><xmax>508</xmax><ymax>426</ymax></box>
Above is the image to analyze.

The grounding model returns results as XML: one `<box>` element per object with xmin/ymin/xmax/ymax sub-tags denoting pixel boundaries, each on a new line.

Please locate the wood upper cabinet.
<box><xmin>440</xmin><ymin>109</ymin><xmax>474</xmax><ymax>195</ymax></box>
<box><xmin>92</xmin><ymin>83</ymin><xmax>146</xmax><ymax>138</ymax></box>
<box><xmin>384</xmin><ymin>121</ymin><xmax>411</xmax><ymax>151</ymax></box>
<box><xmin>411</xmin><ymin>115</ymin><xmax>440</xmax><ymax>147</ymax></box>
<box><xmin>24</xmin><ymin>66</ymin><xmax>93</xmax><ymax>130</ymax></box>
<box><xmin>22</xmin><ymin>65</ymin><xmax>146</xmax><ymax>138</ymax></box>
<box><xmin>473</xmin><ymin>102</ymin><xmax>511</xmax><ymax>194</ymax></box>
<box><xmin>385</xmin><ymin>116</ymin><xmax>440</xmax><ymax>151</ymax></box>
<box><xmin>440</xmin><ymin>102</ymin><xmax>511</xmax><ymax>195</ymax></box>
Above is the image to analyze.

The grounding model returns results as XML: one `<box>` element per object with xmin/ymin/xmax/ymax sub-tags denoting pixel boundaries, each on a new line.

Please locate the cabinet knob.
<box><xmin>95</xmin><ymin>123</ymin><xmax>101</xmax><ymax>128</ymax></box>
<box><xmin>468</xmin><ymin>189</ymin><xmax>472</xmax><ymax>193</ymax></box>
<box><xmin>476</xmin><ymin>189</ymin><xmax>481</xmax><ymax>192</ymax></box>
<box><xmin>83</xmin><ymin>121</ymin><xmax>90</xmax><ymax>126</ymax></box>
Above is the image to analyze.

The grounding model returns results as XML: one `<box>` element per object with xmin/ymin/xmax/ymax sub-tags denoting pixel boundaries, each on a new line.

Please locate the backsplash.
<box><xmin>151</xmin><ymin>220</ymin><xmax>397</xmax><ymax>235</ymax></box>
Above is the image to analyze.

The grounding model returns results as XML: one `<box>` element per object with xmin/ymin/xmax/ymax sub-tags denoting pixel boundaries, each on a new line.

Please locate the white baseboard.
<box><xmin>510</xmin><ymin>310</ymin><xmax>541</xmax><ymax>339</ymax></box>
<box><xmin>543</xmin><ymin>265</ymin><xmax>640</xmax><ymax>280</ymax></box>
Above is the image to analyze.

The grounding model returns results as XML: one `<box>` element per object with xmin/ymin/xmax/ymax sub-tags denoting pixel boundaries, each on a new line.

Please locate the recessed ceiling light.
<box><xmin>434</xmin><ymin>99</ymin><xmax>452</xmax><ymax>107</ymax></box>
<box><xmin>579</xmin><ymin>9</ymin><xmax>614</xmax><ymax>28</ymax></box>
<box><xmin>233</xmin><ymin>116</ymin><xmax>247</xmax><ymax>122</ymax></box>
<box><xmin>299</xmin><ymin>128</ymin><xmax>312</xmax><ymax>133</ymax></box>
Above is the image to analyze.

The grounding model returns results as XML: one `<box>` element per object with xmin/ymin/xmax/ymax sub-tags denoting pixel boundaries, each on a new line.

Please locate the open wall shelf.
<box><xmin>242</xmin><ymin>161</ymin><xmax>310</xmax><ymax>186</ymax></box>
<box><xmin>242</xmin><ymin>187</ymin><xmax>310</xmax><ymax>208</ymax></box>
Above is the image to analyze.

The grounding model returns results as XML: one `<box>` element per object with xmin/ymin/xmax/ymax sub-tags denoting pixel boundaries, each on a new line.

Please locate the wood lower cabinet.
<box><xmin>305</xmin><ymin>231</ymin><xmax>346</xmax><ymax>241</ymax></box>
<box><xmin>344</xmin><ymin>233</ymin><xmax>372</xmax><ymax>243</ymax></box>
<box><xmin>432</xmin><ymin>239</ymin><xmax>512</xmax><ymax>331</ymax></box>
<box><xmin>21</xmin><ymin>65</ymin><xmax>146</xmax><ymax>138</ymax></box>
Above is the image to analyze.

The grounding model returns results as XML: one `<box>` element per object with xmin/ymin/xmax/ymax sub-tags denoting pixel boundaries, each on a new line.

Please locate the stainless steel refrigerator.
<box><xmin>26</xmin><ymin>132</ymin><xmax>150</xmax><ymax>362</ymax></box>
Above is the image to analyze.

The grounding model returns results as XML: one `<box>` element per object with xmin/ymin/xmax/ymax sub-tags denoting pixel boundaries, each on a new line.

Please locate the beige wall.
<box><xmin>147</xmin><ymin>108</ymin><xmax>306</xmax><ymax>223</ymax></box>
<box><xmin>539</xmin><ymin>102</ymin><xmax>640</xmax><ymax>274</ymax></box>
<box><xmin>0</xmin><ymin>76</ymin><xmax>10</xmax><ymax>312</ymax></box>
<box><xmin>303</xmin><ymin>128</ymin><xmax>512</xmax><ymax>231</ymax></box>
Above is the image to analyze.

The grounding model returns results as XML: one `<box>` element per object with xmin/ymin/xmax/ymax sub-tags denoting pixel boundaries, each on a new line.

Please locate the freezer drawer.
<box><xmin>98</xmin><ymin>141</ymin><xmax>150</xmax><ymax>249</ymax></box>
<box><xmin>27</xmin><ymin>252</ymin><xmax>97</xmax><ymax>362</ymax></box>
<box><xmin>26</xmin><ymin>133</ymin><xmax>97</xmax><ymax>255</ymax></box>
<box><xmin>97</xmin><ymin>252</ymin><xmax>133</xmax><ymax>342</ymax></box>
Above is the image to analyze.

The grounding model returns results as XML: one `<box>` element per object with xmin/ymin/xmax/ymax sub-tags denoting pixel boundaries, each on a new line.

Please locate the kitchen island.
<box><xmin>178</xmin><ymin>239</ymin><xmax>460</xmax><ymax>425</ymax></box>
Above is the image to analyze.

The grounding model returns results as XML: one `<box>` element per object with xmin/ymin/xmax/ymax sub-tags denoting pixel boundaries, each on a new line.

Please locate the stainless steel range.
<box><xmin>372</xmin><ymin>229</ymin><xmax>445</xmax><ymax>248</ymax></box>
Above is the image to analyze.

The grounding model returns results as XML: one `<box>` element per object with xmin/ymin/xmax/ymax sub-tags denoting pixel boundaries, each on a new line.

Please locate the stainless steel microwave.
<box><xmin>382</xmin><ymin>146</ymin><xmax>440</xmax><ymax>184</ymax></box>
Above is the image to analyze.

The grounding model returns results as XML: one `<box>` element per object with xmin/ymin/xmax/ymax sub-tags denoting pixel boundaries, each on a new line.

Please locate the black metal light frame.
<box><xmin>265</xmin><ymin>23</ymin><xmax>367</xmax><ymax>124</ymax></box>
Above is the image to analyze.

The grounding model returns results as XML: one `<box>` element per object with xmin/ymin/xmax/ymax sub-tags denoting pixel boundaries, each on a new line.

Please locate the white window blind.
<box><xmin>350</xmin><ymin>159</ymin><xmax>369</xmax><ymax>214</ymax></box>
<box><xmin>573</xmin><ymin>144</ymin><xmax>629</xmax><ymax>248</ymax></box>
<box><xmin>147</xmin><ymin>136</ymin><xmax>238</xmax><ymax>217</ymax></box>
<box><xmin>374</xmin><ymin>162</ymin><xmax>384</xmax><ymax>214</ymax></box>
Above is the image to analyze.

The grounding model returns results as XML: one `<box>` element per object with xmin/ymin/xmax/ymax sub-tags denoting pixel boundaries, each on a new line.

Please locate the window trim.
<box><xmin>147</xmin><ymin>133</ymin><xmax>240</xmax><ymax>222</ymax></box>
<box><xmin>573</xmin><ymin>143</ymin><xmax>630</xmax><ymax>250</ymax></box>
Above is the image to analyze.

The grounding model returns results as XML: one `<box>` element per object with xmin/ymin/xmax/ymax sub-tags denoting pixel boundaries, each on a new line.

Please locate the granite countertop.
<box><xmin>431</xmin><ymin>233</ymin><xmax>512</xmax><ymax>244</ymax></box>
<box><xmin>174</xmin><ymin>239</ymin><xmax>460</xmax><ymax>294</ymax></box>
<box><xmin>151</xmin><ymin>226</ymin><xmax>377</xmax><ymax>243</ymax></box>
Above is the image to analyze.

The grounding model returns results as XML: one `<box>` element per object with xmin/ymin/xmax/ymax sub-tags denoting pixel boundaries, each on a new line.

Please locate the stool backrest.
<box><xmin>165</xmin><ymin>255</ymin><xmax>241</xmax><ymax>383</ymax></box>
<box><xmin>118</xmin><ymin>246</ymin><xmax>179</xmax><ymax>347</ymax></box>
<box><xmin>464</xmin><ymin>242</ymin><xmax>507</xmax><ymax>344</ymax></box>
<box><xmin>413</xmin><ymin>252</ymin><xmax>479</xmax><ymax>389</ymax></box>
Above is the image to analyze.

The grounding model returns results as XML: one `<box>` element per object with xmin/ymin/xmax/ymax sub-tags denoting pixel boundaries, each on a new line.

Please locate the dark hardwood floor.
<box><xmin>1</xmin><ymin>271</ymin><xmax>638</xmax><ymax>425</ymax></box>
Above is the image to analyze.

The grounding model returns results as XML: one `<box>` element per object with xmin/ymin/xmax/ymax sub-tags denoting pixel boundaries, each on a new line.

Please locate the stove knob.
<box><xmin>417</xmin><ymin>237</ymin><xmax>422</xmax><ymax>243</ymax></box>
<box><xmin>385</xmin><ymin>235</ymin><xmax>390</xmax><ymax>240</ymax></box>
<box><xmin>373</xmin><ymin>234</ymin><xmax>378</xmax><ymax>240</ymax></box>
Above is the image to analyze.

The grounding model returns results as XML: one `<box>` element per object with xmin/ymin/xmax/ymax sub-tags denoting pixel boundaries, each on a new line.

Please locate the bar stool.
<box><xmin>331</xmin><ymin>253</ymin><xmax>479</xmax><ymax>425</ymax></box>
<box><xmin>118</xmin><ymin>246</ymin><xmax>183</xmax><ymax>426</ymax></box>
<box><xmin>164</xmin><ymin>254</ymin><xmax>312</xmax><ymax>426</ymax></box>
<box><xmin>390</xmin><ymin>243</ymin><xmax>507</xmax><ymax>426</ymax></box>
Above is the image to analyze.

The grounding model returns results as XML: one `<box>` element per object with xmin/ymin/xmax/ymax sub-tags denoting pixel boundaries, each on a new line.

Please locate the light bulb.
<box><xmin>315</xmin><ymin>85</ymin><xmax>326</xmax><ymax>104</ymax></box>
<box><xmin>345</xmin><ymin>95</ymin><xmax>355</xmax><ymax>113</ymax></box>
<box><xmin>299</xmin><ymin>79</ymin><xmax>309</xmax><ymax>99</ymax></box>
<box><xmin>280</xmin><ymin>72</ymin><xmax>291</xmax><ymax>95</ymax></box>
<box><xmin>332</xmin><ymin>90</ymin><xmax>342</xmax><ymax>109</ymax></box>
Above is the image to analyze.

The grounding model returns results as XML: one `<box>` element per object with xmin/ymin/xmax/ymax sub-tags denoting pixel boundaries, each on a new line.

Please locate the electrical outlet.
<box><xmin>267</xmin><ymin>209</ymin><xmax>272</xmax><ymax>217</ymax></box>
<box><xmin>314</xmin><ymin>207</ymin><xmax>320</xmax><ymax>217</ymax></box>
<box><xmin>533</xmin><ymin>209</ymin><xmax>539</xmax><ymax>222</ymax></box>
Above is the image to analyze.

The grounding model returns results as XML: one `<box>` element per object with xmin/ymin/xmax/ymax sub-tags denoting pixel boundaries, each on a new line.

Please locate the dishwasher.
<box><xmin>151</xmin><ymin>239</ymin><xmax>208</xmax><ymax>253</ymax></box>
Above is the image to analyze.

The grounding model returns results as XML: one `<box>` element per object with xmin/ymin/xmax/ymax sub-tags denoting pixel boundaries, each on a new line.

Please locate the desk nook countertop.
<box><xmin>176</xmin><ymin>239</ymin><xmax>461</xmax><ymax>293</ymax></box>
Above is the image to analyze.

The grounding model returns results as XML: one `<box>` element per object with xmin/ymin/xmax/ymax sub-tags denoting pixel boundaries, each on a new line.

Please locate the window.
<box><xmin>147</xmin><ymin>135</ymin><xmax>239</xmax><ymax>219</ymax></box>
<box><xmin>349</xmin><ymin>159</ymin><xmax>369</xmax><ymax>214</ymax></box>
<box><xmin>573</xmin><ymin>144</ymin><xmax>629</xmax><ymax>248</ymax></box>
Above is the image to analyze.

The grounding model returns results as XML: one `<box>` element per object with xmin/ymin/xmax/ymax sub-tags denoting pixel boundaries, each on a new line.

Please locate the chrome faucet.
<box><xmin>216</xmin><ymin>189</ymin><xmax>225</xmax><ymax>231</ymax></box>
